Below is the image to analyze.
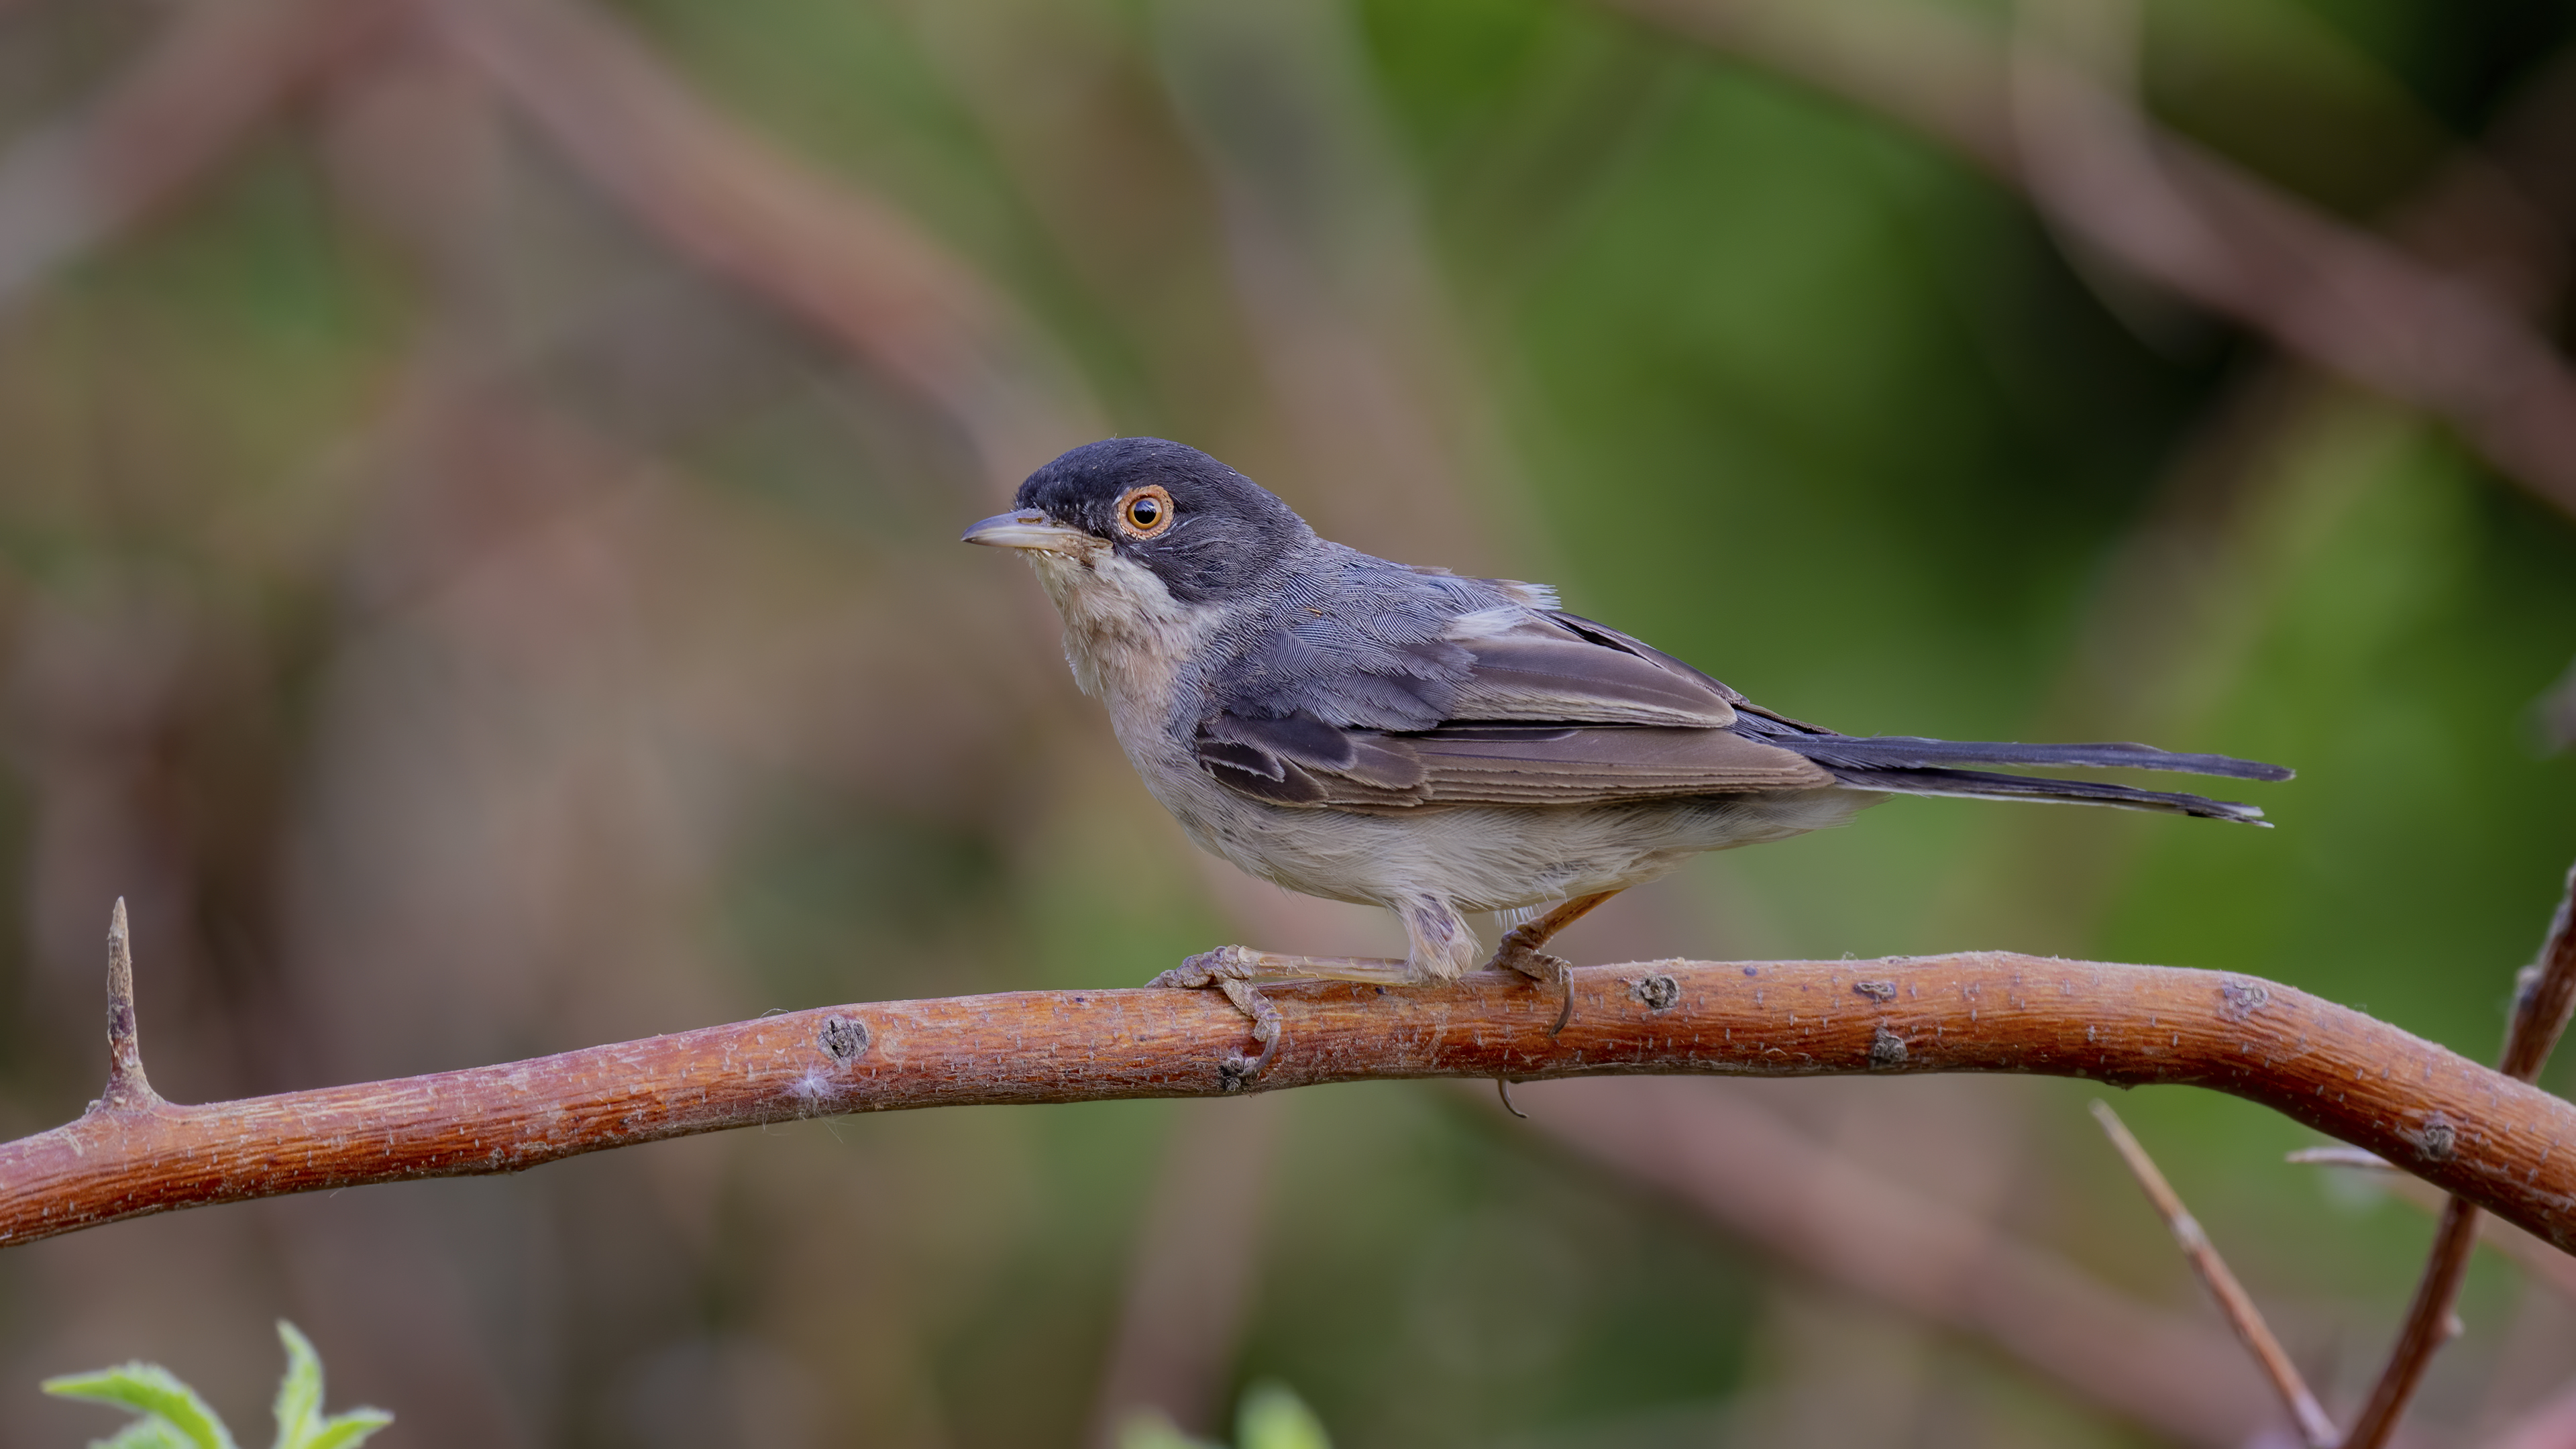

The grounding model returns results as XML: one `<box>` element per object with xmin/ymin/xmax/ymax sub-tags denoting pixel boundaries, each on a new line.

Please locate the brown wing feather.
<box><xmin>1441</xmin><ymin>610</ymin><xmax>1739</xmax><ymax>727</ymax></box>
<box><xmin>1195</xmin><ymin>605</ymin><xmax>1827</xmax><ymax>808</ymax></box>
<box><xmin>1396</xmin><ymin>725</ymin><xmax>1829</xmax><ymax>804</ymax></box>
<box><xmin>1201</xmin><ymin>718</ymin><xmax>1831</xmax><ymax>808</ymax></box>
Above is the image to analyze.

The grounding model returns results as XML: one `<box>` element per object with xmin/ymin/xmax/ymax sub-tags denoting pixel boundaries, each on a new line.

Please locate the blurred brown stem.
<box><xmin>2091</xmin><ymin>1099</ymin><xmax>2337</xmax><ymax>1446</ymax></box>
<box><xmin>2345</xmin><ymin>861</ymin><xmax>2576</xmax><ymax>1448</ymax></box>
<box><xmin>1612</xmin><ymin>0</ymin><xmax>2576</xmax><ymax>519</ymax></box>
<box><xmin>424</xmin><ymin>0</ymin><xmax>1094</xmax><ymax>482</ymax></box>
<box><xmin>0</xmin><ymin>0</ymin><xmax>389</xmax><ymax>310</ymax></box>
<box><xmin>9</xmin><ymin>940</ymin><xmax>2576</xmax><ymax>1258</ymax></box>
<box><xmin>1517</xmin><ymin>1077</ymin><xmax>2297</xmax><ymax>1446</ymax></box>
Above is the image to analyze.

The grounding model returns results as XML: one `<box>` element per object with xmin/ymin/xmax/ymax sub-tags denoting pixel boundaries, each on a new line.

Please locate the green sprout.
<box><xmin>42</xmin><ymin>1322</ymin><xmax>391</xmax><ymax>1449</ymax></box>
<box><xmin>1118</xmin><ymin>1381</ymin><xmax>1330</xmax><ymax>1449</ymax></box>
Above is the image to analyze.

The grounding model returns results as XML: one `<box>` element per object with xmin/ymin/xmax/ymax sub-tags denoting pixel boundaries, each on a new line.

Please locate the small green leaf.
<box><xmin>261</xmin><ymin>1324</ymin><xmax>390</xmax><ymax>1449</ymax></box>
<box><xmin>270</xmin><ymin>1323</ymin><xmax>321</xmax><ymax>1449</ymax></box>
<box><xmin>41</xmin><ymin>1364</ymin><xmax>237</xmax><ymax>1449</ymax></box>
<box><xmin>1236</xmin><ymin>1383</ymin><xmax>1329</xmax><ymax>1449</ymax></box>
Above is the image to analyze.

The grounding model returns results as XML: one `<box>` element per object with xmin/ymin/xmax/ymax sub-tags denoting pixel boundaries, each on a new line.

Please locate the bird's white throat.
<box><xmin>1024</xmin><ymin>550</ymin><xmax>1216</xmax><ymax>749</ymax></box>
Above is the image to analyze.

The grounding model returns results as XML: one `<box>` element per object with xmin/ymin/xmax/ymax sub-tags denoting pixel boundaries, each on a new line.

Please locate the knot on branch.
<box><xmin>2414</xmin><ymin>1113</ymin><xmax>2459</xmax><ymax>1163</ymax></box>
<box><xmin>816</xmin><ymin>1016</ymin><xmax>870</xmax><ymax>1063</ymax></box>
<box><xmin>2218</xmin><ymin>979</ymin><xmax>2271</xmax><ymax>1022</ymax></box>
<box><xmin>1868</xmin><ymin>1024</ymin><xmax>1909</xmax><ymax>1069</ymax></box>
<box><xmin>1628</xmin><ymin>973</ymin><xmax>1681</xmax><ymax>1012</ymax></box>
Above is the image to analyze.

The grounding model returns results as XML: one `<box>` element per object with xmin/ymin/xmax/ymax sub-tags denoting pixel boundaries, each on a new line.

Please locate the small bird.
<box><xmin>966</xmin><ymin>438</ymin><xmax>2288</xmax><ymax>1077</ymax></box>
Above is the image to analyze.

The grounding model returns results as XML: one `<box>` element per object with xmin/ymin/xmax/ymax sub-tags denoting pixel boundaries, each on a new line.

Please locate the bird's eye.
<box><xmin>1116</xmin><ymin>485</ymin><xmax>1175</xmax><ymax>539</ymax></box>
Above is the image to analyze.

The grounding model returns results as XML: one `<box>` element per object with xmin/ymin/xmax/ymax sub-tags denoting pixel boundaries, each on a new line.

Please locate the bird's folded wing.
<box><xmin>1438</xmin><ymin>608</ymin><xmax>1741</xmax><ymax>727</ymax></box>
<box><xmin>1197</xmin><ymin>716</ymin><xmax>1833</xmax><ymax>808</ymax></box>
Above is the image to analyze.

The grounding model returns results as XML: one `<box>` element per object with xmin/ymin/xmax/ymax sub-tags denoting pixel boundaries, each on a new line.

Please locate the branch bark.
<box><xmin>7</xmin><ymin>951</ymin><xmax>2576</xmax><ymax>1256</ymax></box>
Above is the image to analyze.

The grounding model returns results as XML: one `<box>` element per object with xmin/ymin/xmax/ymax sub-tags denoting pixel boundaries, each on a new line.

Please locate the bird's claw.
<box><xmin>1150</xmin><ymin>946</ymin><xmax>1281</xmax><ymax>1087</ymax></box>
<box><xmin>1489</xmin><ymin>943</ymin><xmax>1576</xmax><ymax>1036</ymax></box>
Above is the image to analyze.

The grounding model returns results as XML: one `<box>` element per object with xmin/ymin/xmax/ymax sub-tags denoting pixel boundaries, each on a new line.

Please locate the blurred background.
<box><xmin>1</xmin><ymin>0</ymin><xmax>2574</xmax><ymax>1444</ymax></box>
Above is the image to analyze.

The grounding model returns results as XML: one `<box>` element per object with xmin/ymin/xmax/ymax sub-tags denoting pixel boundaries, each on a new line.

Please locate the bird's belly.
<box><xmin>1160</xmin><ymin>786</ymin><xmax>1878</xmax><ymax>912</ymax></box>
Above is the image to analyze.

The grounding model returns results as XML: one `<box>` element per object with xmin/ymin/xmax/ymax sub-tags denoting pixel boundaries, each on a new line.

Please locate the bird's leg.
<box><xmin>1483</xmin><ymin>890</ymin><xmax>1623</xmax><ymax>1036</ymax></box>
<box><xmin>1146</xmin><ymin>948</ymin><xmax>1421</xmax><ymax>1086</ymax></box>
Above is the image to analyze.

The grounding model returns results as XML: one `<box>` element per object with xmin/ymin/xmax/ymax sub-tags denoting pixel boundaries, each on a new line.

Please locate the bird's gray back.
<box><xmin>1187</xmin><ymin>542</ymin><xmax>1532</xmax><ymax>733</ymax></box>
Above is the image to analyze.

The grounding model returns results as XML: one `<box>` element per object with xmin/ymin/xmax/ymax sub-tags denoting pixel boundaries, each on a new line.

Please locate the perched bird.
<box><xmin>966</xmin><ymin>437</ymin><xmax>2288</xmax><ymax>1077</ymax></box>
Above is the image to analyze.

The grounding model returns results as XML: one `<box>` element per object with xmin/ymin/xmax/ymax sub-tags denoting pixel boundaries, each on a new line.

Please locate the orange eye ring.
<box><xmin>1116</xmin><ymin>484</ymin><xmax>1176</xmax><ymax>539</ymax></box>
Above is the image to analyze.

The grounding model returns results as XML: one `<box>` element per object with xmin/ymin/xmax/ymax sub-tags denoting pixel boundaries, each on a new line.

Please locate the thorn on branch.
<box><xmin>97</xmin><ymin>898</ymin><xmax>162</xmax><ymax>1114</ymax></box>
<box><xmin>2502</xmin><ymin>858</ymin><xmax>2576</xmax><ymax>1082</ymax></box>
<box><xmin>2090</xmin><ymin>1099</ymin><xmax>2337</xmax><ymax>1448</ymax></box>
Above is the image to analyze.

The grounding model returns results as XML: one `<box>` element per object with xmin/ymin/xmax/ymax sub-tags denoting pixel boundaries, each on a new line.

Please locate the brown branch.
<box><xmin>2091</xmin><ymin>1099</ymin><xmax>2337</xmax><ymax>1446</ymax></box>
<box><xmin>1606</xmin><ymin>0</ymin><xmax>2576</xmax><ymax>519</ymax></box>
<box><xmin>9</xmin><ymin>949</ymin><xmax>2576</xmax><ymax>1258</ymax></box>
<box><xmin>1513</xmin><ymin>1078</ymin><xmax>2288</xmax><ymax>1446</ymax></box>
<box><xmin>2345</xmin><ymin>860</ymin><xmax>2576</xmax><ymax>1447</ymax></box>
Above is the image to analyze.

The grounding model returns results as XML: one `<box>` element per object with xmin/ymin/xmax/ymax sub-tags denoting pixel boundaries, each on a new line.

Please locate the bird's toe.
<box><xmin>1148</xmin><ymin>943</ymin><xmax>1260</xmax><ymax>989</ymax></box>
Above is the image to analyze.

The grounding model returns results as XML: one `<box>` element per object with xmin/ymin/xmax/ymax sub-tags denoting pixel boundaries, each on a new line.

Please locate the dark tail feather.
<box><xmin>1763</xmin><ymin>734</ymin><xmax>2294</xmax><ymax>782</ymax></box>
<box><xmin>1823</xmin><ymin>765</ymin><xmax>2270</xmax><ymax>824</ymax></box>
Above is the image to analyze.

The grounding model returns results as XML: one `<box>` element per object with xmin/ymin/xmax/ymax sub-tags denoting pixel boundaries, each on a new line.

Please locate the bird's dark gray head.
<box><xmin>965</xmin><ymin>438</ymin><xmax>1312</xmax><ymax>604</ymax></box>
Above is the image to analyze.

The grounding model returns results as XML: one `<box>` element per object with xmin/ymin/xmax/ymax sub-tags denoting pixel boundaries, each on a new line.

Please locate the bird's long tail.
<box><xmin>1739</xmin><ymin>726</ymin><xmax>2293</xmax><ymax>824</ymax></box>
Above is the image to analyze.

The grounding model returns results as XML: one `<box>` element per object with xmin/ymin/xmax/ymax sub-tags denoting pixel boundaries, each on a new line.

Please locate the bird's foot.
<box><xmin>1149</xmin><ymin>946</ymin><xmax>1283</xmax><ymax>1087</ymax></box>
<box><xmin>1148</xmin><ymin>948</ymin><xmax>1424</xmax><ymax>1085</ymax></box>
<box><xmin>1479</xmin><ymin>890</ymin><xmax>1623</xmax><ymax>1036</ymax></box>
<box><xmin>1485</xmin><ymin>936</ymin><xmax>1575</xmax><ymax>1036</ymax></box>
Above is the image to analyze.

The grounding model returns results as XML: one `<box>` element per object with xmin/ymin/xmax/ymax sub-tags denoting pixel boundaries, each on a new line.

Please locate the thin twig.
<box><xmin>8</xmin><ymin>949</ymin><xmax>2576</xmax><ymax>1254</ymax></box>
<box><xmin>2345</xmin><ymin>859</ymin><xmax>2576</xmax><ymax>1448</ymax></box>
<box><xmin>2502</xmin><ymin>860</ymin><xmax>2576</xmax><ymax>1082</ymax></box>
<box><xmin>2091</xmin><ymin>1100</ymin><xmax>2337</xmax><ymax>1447</ymax></box>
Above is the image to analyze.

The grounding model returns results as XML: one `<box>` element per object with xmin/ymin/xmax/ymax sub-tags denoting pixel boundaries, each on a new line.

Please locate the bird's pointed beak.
<box><xmin>962</xmin><ymin>509</ymin><xmax>1088</xmax><ymax>552</ymax></box>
